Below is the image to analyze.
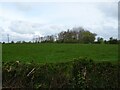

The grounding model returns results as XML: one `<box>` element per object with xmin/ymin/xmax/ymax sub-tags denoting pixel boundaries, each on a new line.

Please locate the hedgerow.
<box><xmin>2</xmin><ymin>58</ymin><xmax>120</xmax><ymax>89</ymax></box>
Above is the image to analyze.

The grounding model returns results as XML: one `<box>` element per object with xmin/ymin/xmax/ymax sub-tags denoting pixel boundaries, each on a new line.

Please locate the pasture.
<box><xmin>2</xmin><ymin>43</ymin><xmax>118</xmax><ymax>63</ymax></box>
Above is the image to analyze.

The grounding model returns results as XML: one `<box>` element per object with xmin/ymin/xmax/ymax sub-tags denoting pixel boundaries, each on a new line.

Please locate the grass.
<box><xmin>2</xmin><ymin>43</ymin><xmax>118</xmax><ymax>63</ymax></box>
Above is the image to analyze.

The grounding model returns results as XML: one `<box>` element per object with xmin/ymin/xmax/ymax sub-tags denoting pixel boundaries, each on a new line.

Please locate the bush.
<box><xmin>72</xmin><ymin>59</ymin><xmax>119</xmax><ymax>88</ymax></box>
<box><xmin>2</xmin><ymin>58</ymin><xmax>120</xmax><ymax>89</ymax></box>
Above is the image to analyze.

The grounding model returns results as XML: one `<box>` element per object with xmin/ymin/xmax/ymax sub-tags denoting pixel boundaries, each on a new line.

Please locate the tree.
<box><xmin>81</xmin><ymin>31</ymin><xmax>96</xmax><ymax>44</ymax></box>
<box><xmin>16</xmin><ymin>41</ymin><xmax>21</xmax><ymax>44</ymax></box>
<box><xmin>28</xmin><ymin>41</ymin><xmax>32</xmax><ymax>43</ymax></box>
<box><xmin>11</xmin><ymin>41</ymin><xmax>14</xmax><ymax>44</ymax></box>
<box><xmin>22</xmin><ymin>41</ymin><xmax>26</xmax><ymax>43</ymax></box>
<box><xmin>57</xmin><ymin>31</ymin><xmax>65</xmax><ymax>43</ymax></box>
<box><xmin>104</xmin><ymin>40</ymin><xmax>108</xmax><ymax>44</ymax></box>
<box><xmin>97</xmin><ymin>37</ymin><xmax>104</xmax><ymax>44</ymax></box>
<box><xmin>57</xmin><ymin>27</ymin><xmax>96</xmax><ymax>43</ymax></box>
<box><xmin>2</xmin><ymin>42</ymin><xmax>5</xmax><ymax>44</ymax></box>
<box><xmin>109</xmin><ymin>37</ymin><xmax>118</xmax><ymax>44</ymax></box>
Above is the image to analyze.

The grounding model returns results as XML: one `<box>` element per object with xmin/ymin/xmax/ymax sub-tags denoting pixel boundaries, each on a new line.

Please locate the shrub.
<box><xmin>2</xmin><ymin>58</ymin><xmax>120</xmax><ymax>89</ymax></box>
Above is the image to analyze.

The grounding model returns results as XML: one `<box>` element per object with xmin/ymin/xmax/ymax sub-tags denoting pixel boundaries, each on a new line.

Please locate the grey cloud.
<box><xmin>12</xmin><ymin>2</ymin><xmax>33</xmax><ymax>12</ymax></box>
<box><xmin>94</xmin><ymin>25</ymin><xmax>118</xmax><ymax>40</ymax></box>
<box><xmin>0</xmin><ymin>27</ymin><xmax>4</xmax><ymax>32</ymax></box>
<box><xmin>9</xmin><ymin>21</ymin><xmax>67</xmax><ymax>35</ymax></box>
<box><xmin>1</xmin><ymin>20</ymin><xmax>69</xmax><ymax>42</ymax></box>
<box><xmin>97</xmin><ymin>2</ymin><xmax>117</xmax><ymax>19</ymax></box>
<box><xmin>1</xmin><ymin>2</ymin><xmax>118</xmax><ymax>42</ymax></box>
<box><xmin>9</xmin><ymin>21</ymin><xmax>36</xmax><ymax>34</ymax></box>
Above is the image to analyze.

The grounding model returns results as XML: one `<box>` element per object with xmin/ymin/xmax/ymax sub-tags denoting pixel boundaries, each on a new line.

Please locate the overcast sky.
<box><xmin>0</xmin><ymin>0</ymin><xmax>118</xmax><ymax>42</ymax></box>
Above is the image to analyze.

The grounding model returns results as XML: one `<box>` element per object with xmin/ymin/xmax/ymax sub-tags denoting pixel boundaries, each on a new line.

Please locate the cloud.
<box><xmin>0</xmin><ymin>7</ymin><xmax>25</xmax><ymax>21</ymax></box>
<box><xmin>9</xmin><ymin>21</ymin><xmax>36</xmax><ymax>34</ymax></box>
<box><xmin>97</xmin><ymin>2</ymin><xmax>118</xmax><ymax>20</ymax></box>
<box><xmin>9</xmin><ymin>20</ymin><xmax>68</xmax><ymax>35</ymax></box>
<box><xmin>0</xmin><ymin>0</ymin><xmax>119</xmax><ymax>2</ymax></box>
<box><xmin>13</xmin><ymin>2</ymin><xmax>34</xmax><ymax>11</ymax></box>
<box><xmin>0</xmin><ymin>3</ymin><xmax>49</xmax><ymax>24</ymax></box>
<box><xmin>2</xmin><ymin>30</ymin><xmax>34</xmax><ymax>42</ymax></box>
<box><xmin>1</xmin><ymin>19</ymin><xmax>69</xmax><ymax>42</ymax></box>
<box><xmin>0</xmin><ymin>2</ymin><xmax>118</xmax><ymax>42</ymax></box>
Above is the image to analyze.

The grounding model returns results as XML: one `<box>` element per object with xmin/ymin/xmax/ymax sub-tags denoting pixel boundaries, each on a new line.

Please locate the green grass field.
<box><xmin>2</xmin><ymin>43</ymin><xmax>118</xmax><ymax>63</ymax></box>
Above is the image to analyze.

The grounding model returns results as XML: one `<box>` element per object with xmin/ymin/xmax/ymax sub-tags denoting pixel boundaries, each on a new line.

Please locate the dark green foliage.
<box><xmin>2</xmin><ymin>58</ymin><xmax>120</xmax><ymax>89</ymax></box>
<box><xmin>97</xmin><ymin>37</ymin><xmax>104</xmax><ymax>44</ymax></box>
<box><xmin>11</xmin><ymin>41</ymin><xmax>14</xmax><ymax>44</ymax></box>
<box><xmin>72</xmin><ymin>59</ymin><xmax>119</xmax><ymax>88</ymax></box>
<box><xmin>108</xmin><ymin>37</ymin><xmax>118</xmax><ymax>44</ymax></box>
<box><xmin>57</xmin><ymin>27</ymin><xmax>96</xmax><ymax>44</ymax></box>
<box><xmin>2</xmin><ymin>42</ymin><xmax>5</xmax><ymax>44</ymax></box>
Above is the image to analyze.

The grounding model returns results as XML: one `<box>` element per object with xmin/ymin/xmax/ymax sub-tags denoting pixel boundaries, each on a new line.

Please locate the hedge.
<box><xmin>2</xmin><ymin>58</ymin><xmax>120</xmax><ymax>89</ymax></box>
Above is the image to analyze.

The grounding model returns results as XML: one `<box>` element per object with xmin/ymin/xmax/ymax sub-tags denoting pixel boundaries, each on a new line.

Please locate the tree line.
<box><xmin>32</xmin><ymin>27</ymin><xmax>96</xmax><ymax>44</ymax></box>
<box><xmin>1</xmin><ymin>27</ymin><xmax>119</xmax><ymax>44</ymax></box>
